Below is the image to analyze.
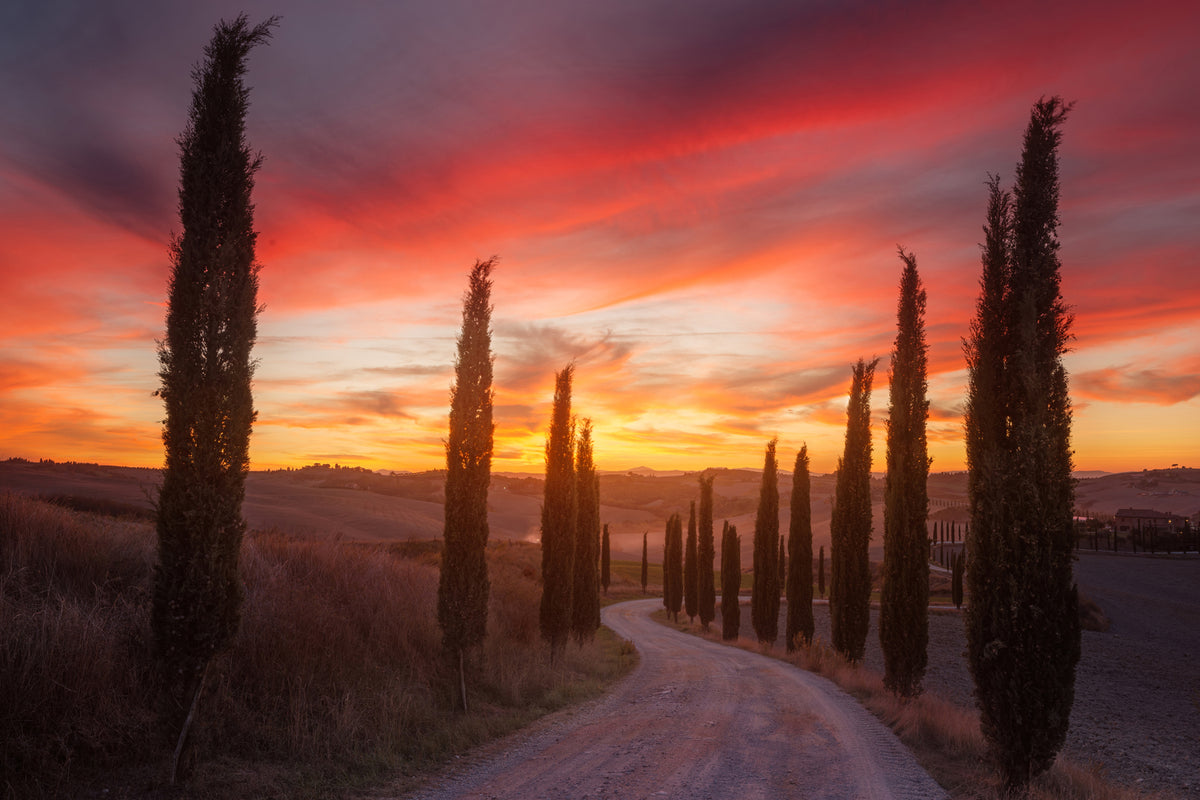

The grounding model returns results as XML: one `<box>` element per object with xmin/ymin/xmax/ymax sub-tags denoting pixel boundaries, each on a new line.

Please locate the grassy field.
<box><xmin>0</xmin><ymin>492</ymin><xmax>636</xmax><ymax>799</ymax></box>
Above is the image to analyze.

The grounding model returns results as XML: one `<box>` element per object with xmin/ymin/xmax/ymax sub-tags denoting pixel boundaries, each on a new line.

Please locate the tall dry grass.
<box><xmin>1</xmin><ymin>493</ymin><xmax>631</xmax><ymax>799</ymax></box>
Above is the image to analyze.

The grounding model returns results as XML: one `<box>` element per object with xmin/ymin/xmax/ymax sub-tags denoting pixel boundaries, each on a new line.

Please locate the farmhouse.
<box><xmin>1114</xmin><ymin>508</ymin><xmax>1184</xmax><ymax>534</ymax></box>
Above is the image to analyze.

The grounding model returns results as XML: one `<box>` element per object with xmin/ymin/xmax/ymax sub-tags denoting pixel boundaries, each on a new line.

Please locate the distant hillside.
<box><xmin>5</xmin><ymin>459</ymin><xmax>1194</xmax><ymax>567</ymax></box>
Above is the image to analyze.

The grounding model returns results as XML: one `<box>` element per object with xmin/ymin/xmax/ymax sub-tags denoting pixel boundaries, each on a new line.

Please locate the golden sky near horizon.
<box><xmin>2</xmin><ymin>1</ymin><xmax>1198</xmax><ymax>475</ymax></box>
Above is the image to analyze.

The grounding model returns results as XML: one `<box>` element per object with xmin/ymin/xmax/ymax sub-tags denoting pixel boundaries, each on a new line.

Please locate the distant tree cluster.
<box><xmin>539</xmin><ymin>366</ymin><xmax>577</xmax><ymax>658</ymax></box>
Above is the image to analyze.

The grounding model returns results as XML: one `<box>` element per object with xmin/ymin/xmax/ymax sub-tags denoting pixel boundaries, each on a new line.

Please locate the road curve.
<box><xmin>404</xmin><ymin>599</ymin><xmax>947</xmax><ymax>800</ymax></box>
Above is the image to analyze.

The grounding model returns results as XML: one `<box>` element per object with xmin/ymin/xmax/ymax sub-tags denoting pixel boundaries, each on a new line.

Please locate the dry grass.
<box><xmin>661</xmin><ymin>611</ymin><xmax>1162</xmax><ymax>800</ymax></box>
<box><xmin>1</xmin><ymin>492</ymin><xmax>634</xmax><ymax>799</ymax></box>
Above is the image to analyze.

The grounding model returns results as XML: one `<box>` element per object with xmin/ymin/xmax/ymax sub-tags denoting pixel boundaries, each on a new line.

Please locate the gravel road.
<box><xmin>402</xmin><ymin>598</ymin><xmax>946</xmax><ymax>800</ymax></box>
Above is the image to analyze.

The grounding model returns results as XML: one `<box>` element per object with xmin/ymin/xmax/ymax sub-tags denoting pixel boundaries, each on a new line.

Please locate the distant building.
<box><xmin>1114</xmin><ymin>508</ymin><xmax>1183</xmax><ymax>534</ymax></box>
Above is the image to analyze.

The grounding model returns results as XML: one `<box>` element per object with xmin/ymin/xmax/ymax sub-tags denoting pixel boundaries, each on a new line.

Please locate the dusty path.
<box><xmin>402</xmin><ymin>599</ymin><xmax>945</xmax><ymax>800</ymax></box>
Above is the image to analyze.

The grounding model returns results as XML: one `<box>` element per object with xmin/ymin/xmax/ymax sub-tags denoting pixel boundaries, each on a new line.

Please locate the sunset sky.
<box><xmin>2</xmin><ymin>0</ymin><xmax>1198</xmax><ymax>475</ymax></box>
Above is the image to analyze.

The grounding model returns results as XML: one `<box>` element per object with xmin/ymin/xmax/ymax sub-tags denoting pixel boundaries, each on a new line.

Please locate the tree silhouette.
<box><xmin>785</xmin><ymin>445</ymin><xmax>814</xmax><ymax>650</ymax></box>
<box><xmin>539</xmin><ymin>365</ymin><xmax>576</xmax><ymax>658</ymax></box>
<box><xmin>751</xmin><ymin>439</ymin><xmax>780</xmax><ymax>644</ymax></box>
<box><xmin>880</xmin><ymin>249</ymin><xmax>930</xmax><ymax>698</ymax></box>
<box><xmin>697</xmin><ymin>474</ymin><xmax>716</xmax><ymax>631</ymax></box>
<box><xmin>684</xmin><ymin>501</ymin><xmax>698</xmax><ymax>623</ymax></box>
<box><xmin>665</xmin><ymin>513</ymin><xmax>684</xmax><ymax>621</ymax></box>
<box><xmin>152</xmin><ymin>14</ymin><xmax>275</xmax><ymax>782</ymax></box>
<box><xmin>571</xmin><ymin>419</ymin><xmax>600</xmax><ymax>644</ymax></box>
<box><xmin>439</xmin><ymin>257</ymin><xmax>495</xmax><ymax>712</ymax></box>
<box><xmin>964</xmin><ymin>97</ymin><xmax>1079</xmax><ymax>788</ymax></box>
<box><xmin>721</xmin><ymin>522</ymin><xmax>741</xmax><ymax>640</ymax></box>
<box><xmin>830</xmin><ymin>359</ymin><xmax>877</xmax><ymax>663</ymax></box>
<box><xmin>640</xmin><ymin>532</ymin><xmax>648</xmax><ymax>594</ymax></box>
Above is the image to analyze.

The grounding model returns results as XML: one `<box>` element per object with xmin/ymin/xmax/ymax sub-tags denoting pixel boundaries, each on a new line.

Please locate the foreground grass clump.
<box><xmin>1</xmin><ymin>493</ymin><xmax>634</xmax><ymax>799</ymax></box>
<box><xmin>655</xmin><ymin>610</ymin><xmax>1157</xmax><ymax>800</ymax></box>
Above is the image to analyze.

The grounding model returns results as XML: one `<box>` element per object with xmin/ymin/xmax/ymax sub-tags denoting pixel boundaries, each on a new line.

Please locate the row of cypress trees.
<box><xmin>154</xmin><ymin>25</ymin><xmax>1076</xmax><ymax>787</ymax></box>
<box><xmin>537</xmin><ymin>366</ymin><xmax>604</xmax><ymax>659</ymax></box>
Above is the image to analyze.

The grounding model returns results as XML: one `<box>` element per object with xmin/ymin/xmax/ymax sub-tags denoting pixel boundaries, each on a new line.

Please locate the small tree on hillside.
<box><xmin>539</xmin><ymin>365</ymin><xmax>576</xmax><ymax>658</ymax></box>
<box><xmin>752</xmin><ymin>439</ymin><xmax>780</xmax><ymax>644</ymax></box>
<box><xmin>721</xmin><ymin>522</ymin><xmax>741</xmax><ymax>640</ymax></box>
<box><xmin>571</xmin><ymin>420</ymin><xmax>600</xmax><ymax>644</ymax></box>
<box><xmin>830</xmin><ymin>359</ymin><xmax>877</xmax><ymax>663</ymax></box>
<box><xmin>600</xmin><ymin>524</ymin><xmax>611</xmax><ymax>596</ymax></box>
<box><xmin>439</xmin><ymin>257</ymin><xmax>496</xmax><ymax>713</ymax></box>
<box><xmin>880</xmin><ymin>248</ymin><xmax>931</xmax><ymax>699</ymax></box>
<box><xmin>698</xmin><ymin>474</ymin><xmax>716</xmax><ymax>631</ymax></box>
<box><xmin>152</xmin><ymin>15</ymin><xmax>275</xmax><ymax>781</ymax></box>
<box><xmin>640</xmin><ymin>532</ymin><xmax>648</xmax><ymax>594</ymax></box>
<box><xmin>786</xmin><ymin>445</ymin><xmax>814</xmax><ymax>651</ymax></box>
<box><xmin>684</xmin><ymin>501</ymin><xmax>698</xmax><ymax>623</ymax></box>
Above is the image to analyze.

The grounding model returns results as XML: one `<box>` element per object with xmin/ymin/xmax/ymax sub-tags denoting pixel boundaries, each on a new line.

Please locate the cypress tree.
<box><xmin>571</xmin><ymin>420</ymin><xmax>601</xmax><ymax>644</ymax></box>
<box><xmin>697</xmin><ymin>475</ymin><xmax>716</xmax><ymax>631</ymax></box>
<box><xmin>786</xmin><ymin>445</ymin><xmax>814</xmax><ymax>651</ymax></box>
<box><xmin>152</xmin><ymin>15</ymin><xmax>275</xmax><ymax>780</ymax></box>
<box><xmin>818</xmin><ymin>545</ymin><xmax>825</xmax><ymax>598</ymax></box>
<box><xmin>751</xmin><ymin>439</ymin><xmax>780</xmax><ymax>644</ymax></box>
<box><xmin>684</xmin><ymin>501</ymin><xmax>698</xmax><ymax>623</ymax></box>
<box><xmin>539</xmin><ymin>365</ymin><xmax>576</xmax><ymax>658</ymax></box>
<box><xmin>778</xmin><ymin>535</ymin><xmax>786</xmax><ymax>591</ymax></box>
<box><xmin>600</xmin><ymin>524</ymin><xmax>611</xmax><ymax>596</ymax></box>
<box><xmin>721</xmin><ymin>522</ymin><xmax>741</xmax><ymax>640</ymax></box>
<box><xmin>641</xmin><ymin>531</ymin><xmax>648</xmax><ymax>594</ymax></box>
<box><xmin>438</xmin><ymin>257</ymin><xmax>496</xmax><ymax>712</ymax></box>
<box><xmin>661</xmin><ymin>518</ymin><xmax>671</xmax><ymax>610</ymax></box>
<box><xmin>665</xmin><ymin>513</ymin><xmax>684</xmax><ymax>621</ymax></box>
<box><xmin>880</xmin><ymin>249</ymin><xmax>931</xmax><ymax>699</ymax></box>
<box><xmin>964</xmin><ymin>97</ymin><xmax>1080</xmax><ymax>788</ymax></box>
<box><xmin>829</xmin><ymin>359</ymin><xmax>877</xmax><ymax>663</ymax></box>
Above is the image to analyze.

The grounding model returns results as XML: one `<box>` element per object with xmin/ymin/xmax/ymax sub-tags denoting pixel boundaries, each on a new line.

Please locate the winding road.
<box><xmin>403</xmin><ymin>599</ymin><xmax>946</xmax><ymax>800</ymax></box>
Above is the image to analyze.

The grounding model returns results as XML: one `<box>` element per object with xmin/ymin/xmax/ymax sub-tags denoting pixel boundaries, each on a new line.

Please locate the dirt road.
<box><xmin>403</xmin><ymin>599</ymin><xmax>946</xmax><ymax>800</ymax></box>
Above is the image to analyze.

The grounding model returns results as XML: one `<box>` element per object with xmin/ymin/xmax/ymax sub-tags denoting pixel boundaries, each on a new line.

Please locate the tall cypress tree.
<box><xmin>600</xmin><ymin>524</ymin><xmax>611</xmax><ymax>596</ymax></box>
<box><xmin>438</xmin><ymin>257</ymin><xmax>495</xmax><ymax>712</ymax></box>
<box><xmin>571</xmin><ymin>419</ymin><xmax>601</xmax><ymax>644</ymax></box>
<box><xmin>964</xmin><ymin>97</ymin><xmax>1079</xmax><ymax>788</ymax></box>
<box><xmin>684</xmin><ymin>501</ymin><xmax>698</xmax><ymax>623</ymax></box>
<box><xmin>751</xmin><ymin>439</ymin><xmax>780</xmax><ymax>644</ymax></box>
<box><xmin>697</xmin><ymin>474</ymin><xmax>716</xmax><ymax>631</ymax></box>
<box><xmin>539</xmin><ymin>365</ymin><xmax>576</xmax><ymax>658</ymax></box>
<box><xmin>721</xmin><ymin>522</ymin><xmax>741</xmax><ymax>640</ymax></box>
<box><xmin>829</xmin><ymin>359</ymin><xmax>877</xmax><ymax>663</ymax></box>
<box><xmin>880</xmin><ymin>249</ymin><xmax>930</xmax><ymax>698</ymax></box>
<box><xmin>665</xmin><ymin>513</ymin><xmax>684</xmax><ymax>621</ymax></box>
<box><xmin>152</xmin><ymin>15</ymin><xmax>275</xmax><ymax>779</ymax></box>
<box><xmin>786</xmin><ymin>445</ymin><xmax>814</xmax><ymax>651</ymax></box>
<box><xmin>818</xmin><ymin>545</ymin><xmax>825</xmax><ymax>598</ymax></box>
<box><xmin>640</xmin><ymin>531</ymin><xmax>648</xmax><ymax>594</ymax></box>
